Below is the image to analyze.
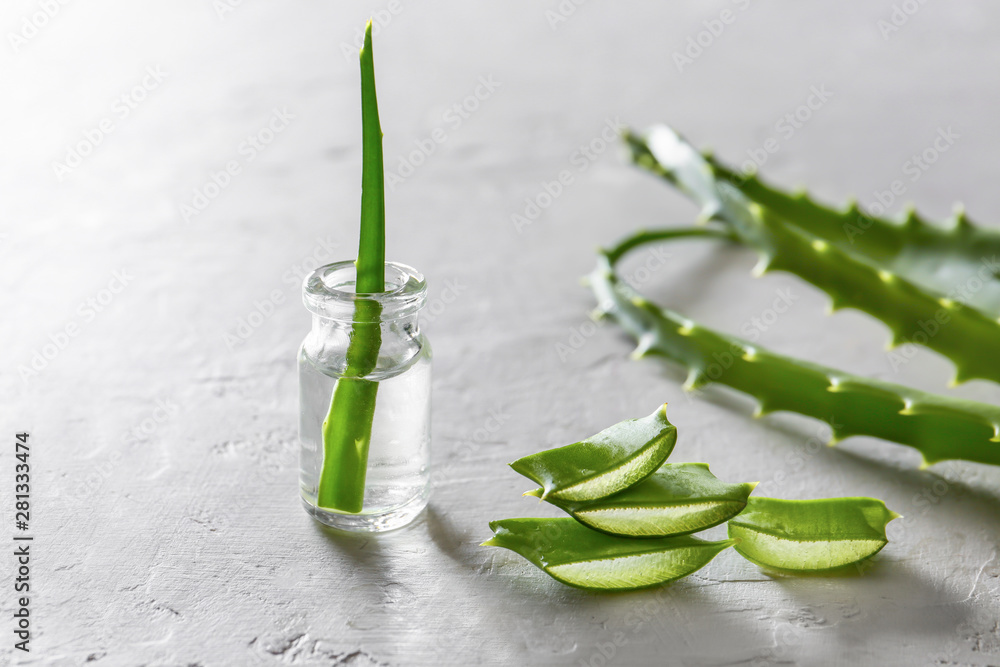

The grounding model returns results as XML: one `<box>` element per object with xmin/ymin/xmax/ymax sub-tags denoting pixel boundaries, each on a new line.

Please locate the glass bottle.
<box><xmin>299</xmin><ymin>260</ymin><xmax>431</xmax><ymax>532</ymax></box>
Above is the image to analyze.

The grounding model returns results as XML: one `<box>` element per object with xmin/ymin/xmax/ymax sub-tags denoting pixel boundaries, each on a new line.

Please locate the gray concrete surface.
<box><xmin>3</xmin><ymin>1</ymin><xmax>1000</xmax><ymax>665</ymax></box>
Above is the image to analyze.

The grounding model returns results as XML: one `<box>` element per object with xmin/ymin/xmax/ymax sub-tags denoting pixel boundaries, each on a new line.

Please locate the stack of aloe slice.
<box><xmin>484</xmin><ymin>405</ymin><xmax>899</xmax><ymax>591</ymax></box>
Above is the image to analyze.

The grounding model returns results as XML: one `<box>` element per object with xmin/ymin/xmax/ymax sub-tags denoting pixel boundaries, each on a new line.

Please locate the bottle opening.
<box><xmin>303</xmin><ymin>260</ymin><xmax>427</xmax><ymax>321</ymax></box>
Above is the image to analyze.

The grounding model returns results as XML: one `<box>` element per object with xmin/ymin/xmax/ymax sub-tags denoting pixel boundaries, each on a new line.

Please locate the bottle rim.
<box><xmin>302</xmin><ymin>260</ymin><xmax>427</xmax><ymax>320</ymax></box>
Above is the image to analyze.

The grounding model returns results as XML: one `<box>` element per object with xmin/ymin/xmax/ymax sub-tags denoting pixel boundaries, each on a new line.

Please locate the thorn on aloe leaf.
<box><xmin>951</xmin><ymin>203</ymin><xmax>970</xmax><ymax>228</ymax></box>
<box><xmin>902</xmin><ymin>205</ymin><xmax>921</xmax><ymax>228</ymax></box>
<box><xmin>683</xmin><ymin>370</ymin><xmax>709</xmax><ymax>392</ymax></box>
<box><xmin>886</xmin><ymin>332</ymin><xmax>906</xmax><ymax>350</ymax></box>
<box><xmin>938</xmin><ymin>297</ymin><xmax>960</xmax><ymax>311</ymax></box>
<box><xmin>951</xmin><ymin>368</ymin><xmax>972</xmax><ymax>387</ymax></box>
<box><xmin>631</xmin><ymin>333</ymin><xmax>659</xmax><ymax>359</ymax></box>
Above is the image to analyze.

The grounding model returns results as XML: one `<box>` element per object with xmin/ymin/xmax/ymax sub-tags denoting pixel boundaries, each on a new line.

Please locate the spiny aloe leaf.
<box><xmin>509</xmin><ymin>405</ymin><xmax>676</xmax><ymax>502</ymax></box>
<box><xmin>526</xmin><ymin>463</ymin><xmax>757</xmax><ymax>538</ymax></box>
<box><xmin>704</xmin><ymin>155</ymin><xmax>1000</xmax><ymax>318</ymax></box>
<box><xmin>625</xmin><ymin>125</ymin><xmax>1000</xmax><ymax>387</ymax></box>
<box><xmin>728</xmin><ymin>497</ymin><xmax>899</xmax><ymax>572</ymax></box>
<box><xmin>483</xmin><ymin>518</ymin><xmax>733</xmax><ymax>591</ymax></box>
<box><xmin>589</xmin><ymin>233</ymin><xmax>1000</xmax><ymax>467</ymax></box>
<box><xmin>317</xmin><ymin>21</ymin><xmax>385</xmax><ymax>512</ymax></box>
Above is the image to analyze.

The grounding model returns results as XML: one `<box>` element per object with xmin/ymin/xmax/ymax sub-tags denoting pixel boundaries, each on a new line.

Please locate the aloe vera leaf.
<box><xmin>728</xmin><ymin>497</ymin><xmax>899</xmax><ymax>572</ymax></box>
<box><xmin>703</xmin><ymin>155</ymin><xmax>1000</xmax><ymax>318</ymax></box>
<box><xmin>356</xmin><ymin>22</ymin><xmax>386</xmax><ymax>292</ymax></box>
<box><xmin>625</xmin><ymin>126</ymin><xmax>1000</xmax><ymax>386</ymax></box>
<box><xmin>526</xmin><ymin>463</ymin><xmax>756</xmax><ymax>538</ymax></box>
<box><xmin>509</xmin><ymin>405</ymin><xmax>677</xmax><ymax>502</ymax></box>
<box><xmin>589</xmin><ymin>233</ymin><xmax>1000</xmax><ymax>467</ymax></box>
<box><xmin>482</xmin><ymin>518</ymin><xmax>734</xmax><ymax>591</ymax></box>
<box><xmin>316</xmin><ymin>21</ymin><xmax>385</xmax><ymax>513</ymax></box>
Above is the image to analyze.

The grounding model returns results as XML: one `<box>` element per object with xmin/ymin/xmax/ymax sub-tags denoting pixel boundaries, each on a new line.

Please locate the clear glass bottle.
<box><xmin>299</xmin><ymin>260</ymin><xmax>431</xmax><ymax>532</ymax></box>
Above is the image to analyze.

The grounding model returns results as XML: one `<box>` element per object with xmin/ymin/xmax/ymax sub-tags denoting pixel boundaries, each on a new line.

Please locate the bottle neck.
<box><xmin>302</xmin><ymin>261</ymin><xmax>427</xmax><ymax>377</ymax></box>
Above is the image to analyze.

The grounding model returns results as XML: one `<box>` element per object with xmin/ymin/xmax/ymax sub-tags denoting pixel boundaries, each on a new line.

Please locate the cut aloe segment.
<box><xmin>483</xmin><ymin>517</ymin><xmax>734</xmax><ymax>591</ymax></box>
<box><xmin>528</xmin><ymin>463</ymin><xmax>756</xmax><ymax>537</ymax></box>
<box><xmin>509</xmin><ymin>404</ymin><xmax>676</xmax><ymax>502</ymax></box>
<box><xmin>728</xmin><ymin>497</ymin><xmax>900</xmax><ymax>572</ymax></box>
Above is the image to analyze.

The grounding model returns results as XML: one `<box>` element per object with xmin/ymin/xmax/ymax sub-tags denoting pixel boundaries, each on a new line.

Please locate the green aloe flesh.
<box><xmin>625</xmin><ymin>125</ymin><xmax>1000</xmax><ymax>386</ymax></box>
<box><xmin>590</xmin><ymin>232</ymin><xmax>1000</xmax><ymax>468</ymax></box>
<box><xmin>316</xmin><ymin>21</ymin><xmax>386</xmax><ymax>513</ymax></box>
<box><xmin>728</xmin><ymin>497</ymin><xmax>899</xmax><ymax>572</ymax></box>
<box><xmin>483</xmin><ymin>518</ymin><xmax>734</xmax><ymax>591</ymax></box>
<box><xmin>527</xmin><ymin>463</ymin><xmax>757</xmax><ymax>538</ymax></box>
<box><xmin>509</xmin><ymin>405</ymin><xmax>676</xmax><ymax>502</ymax></box>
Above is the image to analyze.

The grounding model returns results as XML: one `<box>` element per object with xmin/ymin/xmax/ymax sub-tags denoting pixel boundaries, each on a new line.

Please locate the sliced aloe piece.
<box><xmin>509</xmin><ymin>405</ymin><xmax>676</xmax><ymax>502</ymax></box>
<box><xmin>527</xmin><ymin>463</ymin><xmax>757</xmax><ymax>537</ymax></box>
<box><xmin>728</xmin><ymin>497</ymin><xmax>900</xmax><ymax>572</ymax></box>
<box><xmin>483</xmin><ymin>518</ymin><xmax>733</xmax><ymax>591</ymax></box>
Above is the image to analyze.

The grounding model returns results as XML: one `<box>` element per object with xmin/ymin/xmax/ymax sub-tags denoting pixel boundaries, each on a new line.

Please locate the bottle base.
<box><xmin>302</xmin><ymin>492</ymin><xmax>429</xmax><ymax>533</ymax></box>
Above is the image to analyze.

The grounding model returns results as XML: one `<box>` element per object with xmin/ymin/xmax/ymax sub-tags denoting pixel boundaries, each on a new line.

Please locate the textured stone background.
<box><xmin>3</xmin><ymin>1</ymin><xmax>1000</xmax><ymax>665</ymax></box>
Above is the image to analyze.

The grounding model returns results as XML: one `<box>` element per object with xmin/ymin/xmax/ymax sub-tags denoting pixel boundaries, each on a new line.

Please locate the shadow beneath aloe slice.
<box><xmin>767</xmin><ymin>559</ymin><xmax>974</xmax><ymax>647</ymax></box>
